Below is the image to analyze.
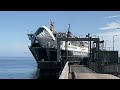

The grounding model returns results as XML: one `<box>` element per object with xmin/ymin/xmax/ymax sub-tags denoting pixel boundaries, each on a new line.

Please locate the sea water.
<box><xmin>0</xmin><ymin>57</ymin><xmax>39</xmax><ymax>79</ymax></box>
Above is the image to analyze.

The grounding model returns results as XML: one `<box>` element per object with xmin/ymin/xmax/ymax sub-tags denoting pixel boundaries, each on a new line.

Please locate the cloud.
<box><xmin>99</xmin><ymin>30</ymin><xmax>120</xmax><ymax>36</ymax></box>
<box><xmin>105</xmin><ymin>15</ymin><xmax>120</xmax><ymax>18</ymax></box>
<box><xmin>100</xmin><ymin>22</ymin><xmax>120</xmax><ymax>30</ymax></box>
<box><xmin>98</xmin><ymin>20</ymin><xmax>120</xmax><ymax>56</ymax></box>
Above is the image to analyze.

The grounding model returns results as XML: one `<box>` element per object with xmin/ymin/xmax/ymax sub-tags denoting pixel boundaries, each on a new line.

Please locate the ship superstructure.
<box><xmin>27</xmin><ymin>21</ymin><xmax>89</xmax><ymax>64</ymax></box>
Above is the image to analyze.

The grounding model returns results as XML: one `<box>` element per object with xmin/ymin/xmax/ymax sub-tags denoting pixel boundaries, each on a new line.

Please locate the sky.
<box><xmin>0</xmin><ymin>11</ymin><xmax>120</xmax><ymax>57</ymax></box>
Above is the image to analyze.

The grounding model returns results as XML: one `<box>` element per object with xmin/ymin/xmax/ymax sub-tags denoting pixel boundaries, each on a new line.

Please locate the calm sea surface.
<box><xmin>0</xmin><ymin>57</ymin><xmax>39</xmax><ymax>79</ymax></box>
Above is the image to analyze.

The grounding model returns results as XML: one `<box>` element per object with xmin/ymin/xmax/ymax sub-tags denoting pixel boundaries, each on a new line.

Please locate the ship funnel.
<box><xmin>50</xmin><ymin>20</ymin><xmax>54</xmax><ymax>33</ymax></box>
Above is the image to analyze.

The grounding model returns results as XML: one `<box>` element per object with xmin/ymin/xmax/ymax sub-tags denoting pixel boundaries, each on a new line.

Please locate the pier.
<box><xmin>31</xmin><ymin>33</ymin><xmax>120</xmax><ymax>79</ymax></box>
<box><xmin>59</xmin><ymin>61</ymin><xmax>120</xmax><ymax>79</ymax></box>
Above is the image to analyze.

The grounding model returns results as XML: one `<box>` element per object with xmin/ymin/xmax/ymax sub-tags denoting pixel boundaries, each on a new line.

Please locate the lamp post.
<box><xmin>113</xmin><ymin>35</ymin><xmax>118</xmax><ymax>51</ymax></box>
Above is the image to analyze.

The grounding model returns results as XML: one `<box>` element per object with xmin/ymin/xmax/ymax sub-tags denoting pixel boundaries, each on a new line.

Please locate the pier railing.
<box><xmin>88</xmin><ymin>61</ymin><xmax>120</xmax><ymax>76</ymax></box>
<box><xmin>59</xmin><ymin>62</ymin><xmax>69</xmax><ymax>79</ymax></box>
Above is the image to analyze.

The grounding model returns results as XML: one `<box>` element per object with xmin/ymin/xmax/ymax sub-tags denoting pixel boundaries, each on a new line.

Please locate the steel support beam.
<box><xmin>57</xmin><ymin>37</ymin><xmax>100</xmax><ymax>62</ymax></box>
<box><xmin>57</xmin><ymin>38</ymin><xmax>99</xmax><ymax>41</ymax></box>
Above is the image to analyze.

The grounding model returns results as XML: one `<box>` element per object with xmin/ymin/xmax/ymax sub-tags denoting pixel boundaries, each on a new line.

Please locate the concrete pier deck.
<box><xmin>70</xmin><ymin>65</ymin><xmax>120</xmax><ymax>79</ymax></box>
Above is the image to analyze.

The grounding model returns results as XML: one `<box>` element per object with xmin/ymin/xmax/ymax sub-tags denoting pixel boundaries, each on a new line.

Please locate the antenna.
<box><xmin>68</xmin><ymin>24</ymin><xmax>70</xmax><ymax>32</ymax></box>
<box><xmin>65</xmin><ymin>29</ymin><xmax>67</xmax><ymax>33</ymax></box>
<box><xmin>67</xmin><ymin>24</ymin><xmax>71</xmax><ymax>37</ymax></box>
